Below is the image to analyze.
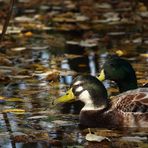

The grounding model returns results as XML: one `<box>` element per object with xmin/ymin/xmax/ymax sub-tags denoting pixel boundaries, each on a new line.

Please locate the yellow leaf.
<box><xmin>115</xmin><ymin>50</ymin><xmax>124</xmax><ymax>56</ymax></box>
<box><xmin>138</xmin><ymin>79</ymin><xmax>148</xmax><ymax>84</ymax></box>
<box><xmin>0</xmin><ymin>96</ymin><xmax>5</xmax><ymax>100</ymax></box>
<box><xmin>24</xmin><ymin>31</ymin><xmax>33</xmax><ymax>37</ymax></box>
<box><xmin>140</xmin><ymin>53</ymin><xmax>148</xmax><ymax>58</ymax></box>
<box><xmin>0</xmin><ymin>96</ymin><xmax>6</xmax><ymax>103</ymax></box>
<box><xmin>3</xmin><ymin>109</ymin><xmax>25</xmax><ymax>114</ymax></box>
<box><xmin>6</xmin><ymin>97</ymin><xmax>24</xmax><ymax>102</ymax></box>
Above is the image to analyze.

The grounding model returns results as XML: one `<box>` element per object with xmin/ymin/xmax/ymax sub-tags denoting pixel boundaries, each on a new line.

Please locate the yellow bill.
<box><xmin>54</xmin><ymin>88</ymin><xmax>75</xmax><ymax>104</ymax></box>
<box><xmin>97</xmin><ymin>69</ymin><xmax>105</xmax><ymax>81</ymax></box>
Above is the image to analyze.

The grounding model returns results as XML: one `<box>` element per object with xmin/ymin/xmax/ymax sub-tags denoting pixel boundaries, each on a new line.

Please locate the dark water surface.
<box><xmin>0</xmin><ymin>0</ymin><xmax>148</xmax><ymax>147</ymax></box>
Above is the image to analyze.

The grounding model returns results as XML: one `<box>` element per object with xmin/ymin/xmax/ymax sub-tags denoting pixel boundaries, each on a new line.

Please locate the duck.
<box><xmin>98</xmin><ymin>55</ymin><xmax>138</xmax><ymax>93</ymax></box>
<box><xmin>55</xmin><ymin>75</ymin><xmax>148</xmax><ymax>128</ymax></box>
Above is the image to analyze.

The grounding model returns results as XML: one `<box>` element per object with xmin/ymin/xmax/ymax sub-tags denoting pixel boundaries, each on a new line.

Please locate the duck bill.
<box><xmin>54</xmin><ymin>88</ymin><xmax>75</xmax><ymax>104</ymax></box>
<box><xmin>97</xmin><ymin>69</ymin><xmax>105</xmax><ymax>81</ymax></box>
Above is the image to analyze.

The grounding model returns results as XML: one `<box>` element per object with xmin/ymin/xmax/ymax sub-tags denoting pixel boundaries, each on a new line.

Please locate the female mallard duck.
<box><xmin>55</xmin><ymin>75</ymin><xmax>148</xmax><ymax>128</ymax></box>
<box><xmin>98</xmin><ymin>55</ymin><xmax>138</xmax><ymax>93</ymax></box>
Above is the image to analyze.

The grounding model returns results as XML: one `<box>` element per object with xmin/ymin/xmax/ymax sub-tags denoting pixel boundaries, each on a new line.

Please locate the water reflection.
<box><xmin>60</xmin><ymin>59</ymin><xmax>73</xmax><ymax>85</ymax></box>
<box><xmin>0</xmin><ymin>1</ymin><xmax>148</xmax><ymax>147</ymax></box>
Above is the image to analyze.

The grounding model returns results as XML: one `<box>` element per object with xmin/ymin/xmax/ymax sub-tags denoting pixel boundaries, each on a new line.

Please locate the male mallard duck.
<box><xmin>98</xmin><ymin>55</ymin><xmax>138</xmax><ymax>93</ymax></box>
<box><xmin>55</xmin><ymin>75</ymin><xmax>148</xmax><ymax>128</ymax></box>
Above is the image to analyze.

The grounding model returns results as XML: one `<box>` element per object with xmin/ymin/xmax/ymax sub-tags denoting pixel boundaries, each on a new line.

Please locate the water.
<box><xmin>0</xmin><ymin>0</ymin><xmax>148</xmax><ymax>147</ymax></box>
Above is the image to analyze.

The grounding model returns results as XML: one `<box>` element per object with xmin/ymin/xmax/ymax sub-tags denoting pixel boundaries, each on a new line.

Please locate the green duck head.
<box><xmin>98</xmin><ymin>55</ymin><xmax>138</xmax><ymax>92</ymax></box>
<box><xmin>55</xmin><ymin>75</ymin><xmax>109</xmax><ymax>111</ymax></box>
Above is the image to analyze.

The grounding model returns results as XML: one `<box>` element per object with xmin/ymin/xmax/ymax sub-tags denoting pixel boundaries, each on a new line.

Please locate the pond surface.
<box><xmin>0</xmin><ymin>0</ymin><xmax>148</xmax><ymax>147</ymax></box>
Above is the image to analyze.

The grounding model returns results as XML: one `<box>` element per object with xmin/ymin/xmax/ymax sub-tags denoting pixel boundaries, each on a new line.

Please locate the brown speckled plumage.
<box><xmin>56</xmin><ymin>75</ymin><xmax>148</xmax><ymax>128</ymax></box>
<box><xmin>79</xmin><ymin>88</ymin><xmax>148</xmax><ymax>128</ymax></box>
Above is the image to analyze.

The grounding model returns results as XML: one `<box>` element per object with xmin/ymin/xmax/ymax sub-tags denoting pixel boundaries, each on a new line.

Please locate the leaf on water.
<box><xmin>138</xmin><ymin>79</ymin><xmax>148</xmax><ymax>85</ymax></box>
<box><xmin>52</xmin><ymin>120</ymin><xmax>73</xmax><ymax>126</ymax></box>
<box><xmin>96</xmin><ymin>3</ymin><xmax>112</xmax><ymax>9</ymax></box>
<box><xmin>116</xmin><ymin>50</ymin><xmax>124</xmax><ymax>56</ymax></box>
<box><xmin>66</xmin><ymin>40</ymin><xmax>79</xmax><ymax>45</ymax></box>
<box><xmin>120</xmin><ymin>136</ymin><xmax>147</xmax><ymax>143</ymax></box>
<box><xmin>6</xmin><ymin>97</ymin><xmax>24</xmax><ymax>102</ymax></box>
<box><xmin>78</xmin><ymin>64</ymin><xmax>87</xmax><ymax>67</ymax></box>
<box><xmin>64</xmin><ymin>54</ymin><xmax>83</xmax><ymax>59</ymax></box>
<box><xmin>0</xmin><ymin>96</ymin><xmax>6</xmax><ymax>103</ymax></box>
<box><xmin>33</xmin><ymin>69</ymin><xmax>60</xmax><ymax>81</ymax></box>
<box><xmin>29</xmin><ymin>64</ymin><xmax>47</xmax><ymax>71</ymax></box>
<box><xmin>56</xmin><ymin>24</ymin><xmax>76</xmax><ymax>31</ymax></box>
<box><xmin>13</xmin><ymin>131</ymin><xmax>49</xmax><ymax>143</ymax></box>
<box><xmin>140</xmin><ymin>53</ymin><xmax>148</xmax><ymax>58</ymax></box>
<box><xmin>15</xmin><ymin>16</ymin><xmax>35</xmax><ymax>22</ymax></box>
<box><xmin>28</xmin><ymin>115</ymin><xmax>48</xmax><ymax>120</ymax></box>
<box><xmin>0</xmin><ymin>57</ymin><xmax>12</xmax><ymax>66</ymax></box>
<box><xmin>46</xmin><ymin>70</ymin><xmax>60</xmax><ymax>82</ymax></box>
<box><xmin>24</xmin><ymin>31</ymin><xmax>33</xmax><ymax>37</ymax></box>
<box><xmin>0</xmin><ymin>96</ymin><xmax>5</xmax><ymax>100</ymax></box>
<box><xmin>2</xmin><ymin>109</ymin><xmax>25</xmax><ymax>114</ymax></box>
<box><xmin>79</xmin><ymin>39</ymin><xmax>98</xmax><ymax>47</ymax></box>
<box><xmin>12</xmin><ymin>132</ymin><xmax>28</xmax><ymax>143</ymax></box>
<box><xmin>11</xmin><ymin>47</ymin><xmax>26</xmax><ymax>51</ymax></box>
<box><xmin>138</xmin><ymin>3</ymin><xmax>147</xmax><ymax>12</ymax></box>
<box><xmin>95</xmin><ymin>129</ymin><xmax>122</xmax><ymax>137</ymax></box>
<box><xmin>76</xmin><ymin>15</ymin><xmax>89</xmax><ymax>22</ymax></box>
<box><xmin>86</xmin><ymin>133</ymin><xmax>110</xmax><ymax>142</ymax></box>
<box><xmin>6</xmin><ymin>26</ymin><xmax>22</xmax><ymax>34</ymax></box>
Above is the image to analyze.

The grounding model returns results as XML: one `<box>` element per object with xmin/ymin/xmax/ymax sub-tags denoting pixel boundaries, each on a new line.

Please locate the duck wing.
<box><xmin>112</xmin><ymin>88</ymin><xmax>148</xmax><ymax>113</ymax></box>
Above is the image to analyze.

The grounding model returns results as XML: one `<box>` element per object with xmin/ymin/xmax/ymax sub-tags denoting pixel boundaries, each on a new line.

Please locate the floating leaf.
<box><xmin>138</xmin><ymin>79</ymin><xmax>148</xmax><ymax>85</ymax></box>
<box><xmin>116</xmin><ymin>50</ymin><xmax>124</xmax><ymax>56</ymax></box>
<box><xmin>0</xmin><ymin>96</ymin><xmax>6</xmax><ymax>103</ymax></box>
<box><xmin>6</xmin><ymin>97</ymin><xmax>24</xmax><ymax>102</ymax></box>
<box><xmin>3</xmin><ymin>109</ymin><xmax>25</xmax><ymax>114</ymax></box>
<box><xmin>86</xmin><ymin>133</ymin><xmax>110</xmax><ymax>142</ymax></box>
<box><xmin>11</xmin><ymin>47</ymin><xmax>26</xmax><ymax>52</ymax></box>
<box><xmin>6</xmin><ymin>26</ymin><xmax>23</xmax><ymax>34</ymax></box>
<box><xmin>28</xmin><ymin>115</ymin><xmax>48</xmax><ymax>120</ymax></box>
<box><xmin>24</xmin><ymin>31</ymin><xmax>33</xmax><ymax>37</ymax></box>
<box><xmin>0</xmin><ymin>96</ymin><xmax>5</xmax><ymax>100</ymax></box>
<box><xmin>120</xmin><ymin>136</ymin><xmax>147</xmax><ymax>142</ymax></box>
<box><xmin>140</xmin><ymin>53</ymin><xmax>148</xmax><ymax>58</ymax></box>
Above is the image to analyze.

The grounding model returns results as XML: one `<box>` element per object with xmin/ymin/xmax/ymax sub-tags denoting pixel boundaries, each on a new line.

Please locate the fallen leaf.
<box><xmin>3</xmin><ymin>109</ymin><xmax>25</xmax><ymax>114</ymax></box>
<box><xmin>120</xmin><ymin>136</ymin><xmax>147</xmax><ymax>142</ymax></box>
<box><xmin>116</xmin><ymin>50</ymin><xmax>124</xmax><ymax>56</ymax></box>
<box><xmin>28</xmin><ymin>115</ymin><xmax>48</xmax><ymax>120</ymax></box>
<box><xmin>0</xmin><ymin>96</ymin><xmax>6</xmax><ymax>103</ymax></box>
<box><xmin>140</xmin><ymin>53</ymin><xmax>148</xmax><ymax>58</ymax></box>
<box><xmin>6</xmin><ymin>97</ymin><xmax>24</xmax><ymax>102</ymax></box>
<box><xmin>24</xmin><ymin>31</ymin><xmax>33</xmax><ymax>37</ymax></box>
<box><xmin>86</xmin><ymin>133</ymin><xmax>110</xmax><ymax>142</ymax></box>
<box><xmin>11</xmin><ymin>47</ymin><xmax>26</xmax><ymax>51</ymax></box>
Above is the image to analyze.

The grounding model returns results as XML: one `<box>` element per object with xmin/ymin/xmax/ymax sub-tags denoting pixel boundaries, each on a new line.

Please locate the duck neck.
<box><xmin>81</xmin><ymin>103</ymin><xmax>107</xmax><ymax>111</ymax></box>
<box><xmin>117</xmin><ymin>80</ymin><xmax>138</xmax><ymax>93</ymax></box>
<box><xmin>79</xmin><ymin>102</ymin><xmax>111</xmax><ymax>127</ymax></box>
<box><xmin>79</xmin><ymin>108</ymin><xmax>109</xmax><ymax>128</ymax></box>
